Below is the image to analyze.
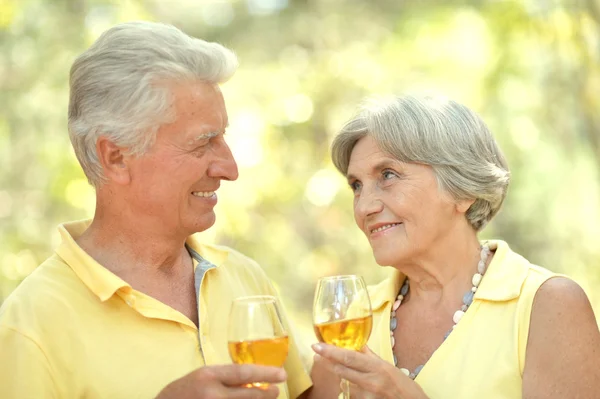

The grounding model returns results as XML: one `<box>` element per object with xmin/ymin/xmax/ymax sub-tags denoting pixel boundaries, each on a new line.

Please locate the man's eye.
<box><xmin>191</xmin><ymin>145</ymin><xmax>208</xmax><ymax>155</ymax></box>
<box><xmin>382</xmin><ymin>170</ymin><xmax>396</xmax><ymax>180</ymax></box>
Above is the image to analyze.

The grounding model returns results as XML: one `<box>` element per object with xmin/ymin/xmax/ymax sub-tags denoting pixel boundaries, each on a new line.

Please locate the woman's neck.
<box><xmin>395</xmin><ymin>225</ymin><xmax>483</xmax><ymax>307</ymax></box>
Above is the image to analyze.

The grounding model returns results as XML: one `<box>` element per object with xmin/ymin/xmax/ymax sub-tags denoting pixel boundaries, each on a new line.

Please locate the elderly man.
<box><xmin>0</xmin><ymin>22</ymin><xmax>312</xmax><ymax>399</ymax></box>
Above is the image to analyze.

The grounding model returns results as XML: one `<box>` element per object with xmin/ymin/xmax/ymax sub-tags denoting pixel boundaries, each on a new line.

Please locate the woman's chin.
<box><xmin>372</xmin><ymin>252</ymin><xmax>404</xmax><ymax>267</ymax></box>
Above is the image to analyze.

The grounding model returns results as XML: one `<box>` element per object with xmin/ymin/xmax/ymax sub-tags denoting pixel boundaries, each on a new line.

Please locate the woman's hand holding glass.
<box><xmin>312</xmin><ymin>275</ymin><xmax>373</xmax><ymax>399</ymax></box>
<box><xmin>312</xmin><ymin>344</ymin><xmax>430</xmax><ymax>399</ymax></box>
<box><xmin>311</xmin><ymin>276</ymin><xmax>429</xmax><ymax>399</ymax></box>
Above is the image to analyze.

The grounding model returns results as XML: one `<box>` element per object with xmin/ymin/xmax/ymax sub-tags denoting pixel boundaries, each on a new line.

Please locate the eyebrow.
<box><xmin>346</xmin><ymin>159</ymin><xmax>400</xmax><ymax>181</ymax></box>
<box><xmin>186</xmin><ymin>131</ymin><xmax>221</xmax><ymax>146</ymax></box>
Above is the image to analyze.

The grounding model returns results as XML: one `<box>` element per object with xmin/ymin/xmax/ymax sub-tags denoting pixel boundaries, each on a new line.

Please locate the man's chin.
<box><xmin>186</xmin><ymin>213</ymin><xmax>216</xmax><ymax>234</ymax></box>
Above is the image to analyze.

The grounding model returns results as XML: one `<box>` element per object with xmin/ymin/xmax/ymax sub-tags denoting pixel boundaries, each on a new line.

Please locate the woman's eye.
<box><xmin>350</xmin><ymin>181</ymin><xmax>362</xmax><ymax>192</ymax></box>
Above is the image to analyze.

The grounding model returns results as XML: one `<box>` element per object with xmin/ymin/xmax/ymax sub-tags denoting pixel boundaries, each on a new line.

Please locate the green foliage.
<box><xmin>1</xmin><ymin>0</ymin><xmax>599</xmax><ymax>345</ymax></box>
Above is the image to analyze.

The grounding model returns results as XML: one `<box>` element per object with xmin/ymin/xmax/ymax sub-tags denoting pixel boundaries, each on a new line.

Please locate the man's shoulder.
<box><xmin>0</xmin><ymin>253</ymin><xmax>89</xmax><ymax>331</ymax></box>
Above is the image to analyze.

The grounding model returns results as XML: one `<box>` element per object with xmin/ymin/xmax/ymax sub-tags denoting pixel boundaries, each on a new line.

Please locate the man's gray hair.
<box><xmin>68</xmin><ymin>21</ymin><xmax>238</xmax><ymax>187</ymax></box>
<box><xmin>331</xmin><ymin>95</ymin><xmax>510</xmax><ymax>231</ymax></box>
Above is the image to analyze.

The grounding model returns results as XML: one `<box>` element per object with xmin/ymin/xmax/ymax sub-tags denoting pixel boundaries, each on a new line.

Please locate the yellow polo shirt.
<box><xmin>0</xmin><ymin>220</ymin><xmax>312</xmax><ymax>399</ymax></box>
<box><xmin>366</xmin><ymin>240</ymin><xmax>559</xmax><ymax>399</ymax></box>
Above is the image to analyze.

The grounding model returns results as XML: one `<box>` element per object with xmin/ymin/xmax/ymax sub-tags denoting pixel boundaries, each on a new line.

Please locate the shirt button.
<box><xmin>125</xmin><ymin>295</ymin><xmax>136</xmax><ymax>307</ymax></box>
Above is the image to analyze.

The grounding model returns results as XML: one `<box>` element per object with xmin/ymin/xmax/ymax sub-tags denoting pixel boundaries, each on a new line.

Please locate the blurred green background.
<box><xmin>1</xmin><ymin>0</ymin><xmax>599</xmax><ymax>347</ymax></box>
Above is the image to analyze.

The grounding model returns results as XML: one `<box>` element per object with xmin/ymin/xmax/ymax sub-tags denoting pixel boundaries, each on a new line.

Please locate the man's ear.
<box><xmin>456</xmin><ymin>198</ymin><xmax>476</xmax><ymax>214</ymax></box>
<box><xmin>96</xmin><ymin>136</ymin><xmax>131</xmax><ymax>185</ymax></box>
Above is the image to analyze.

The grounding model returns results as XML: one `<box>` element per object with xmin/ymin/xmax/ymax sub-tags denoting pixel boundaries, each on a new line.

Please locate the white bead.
<box><xmin>472</xmin><ymin>273</ymin><xmax>482</xmax><ymax>287</ymax></box>
<box><xmin>453</xmin><ymin>310</ymin><xmax>465</xmax><ymax>324</ymax></box>
<box><xmin>471</xmin><ymin>286</ymin><xmax>477</xmax><ymax>293</ymax></box>
<box><xmin>397</xmin><ymin>294</ymin><xmax>404</xmax><ymax>301</ymax></box>
<box><xmin>480</xmin><ymin>248</ymin><xmax>489</xmax><ymax>260</ymax></box>
<box><xmin>477</xmin><ymin>260</ymin><xmax>486</xmax><ymax>274</ymax></box>
<box><xmin>399</xmin><ymin>368</ymin><xmax>410</xmax><ymax>376</ymax></box>
<box><xmin>390</xmin><ymin>336</ymin><xmax>395</xmax><ymax>347</ymax></box>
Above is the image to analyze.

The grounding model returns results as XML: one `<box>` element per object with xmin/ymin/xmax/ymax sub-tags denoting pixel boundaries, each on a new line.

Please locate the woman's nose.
<box><xmin>354</xmin><ymin>189</ymin><xmax>384</xmax><ymax>220</ymax></box>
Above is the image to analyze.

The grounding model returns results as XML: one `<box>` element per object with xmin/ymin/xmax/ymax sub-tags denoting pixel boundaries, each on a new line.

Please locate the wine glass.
<box><xmin>228</xmin><ymin>295</ymin><xmax>289</xmax><ymax>389</ymax></box>
<box><xmin>313</xmin><ymin>275</ymin><xmax>373</xmax><ymax>399</ymax></box>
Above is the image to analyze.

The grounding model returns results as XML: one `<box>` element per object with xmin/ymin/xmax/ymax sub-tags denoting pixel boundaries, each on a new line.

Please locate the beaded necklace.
<box><xmin>390</xmin><ymin>243</ymin><xmax>491</xmax><ymax>379</ymax></box>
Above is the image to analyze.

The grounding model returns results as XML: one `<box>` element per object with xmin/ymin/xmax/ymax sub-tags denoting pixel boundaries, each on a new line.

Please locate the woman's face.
<box><xmin>346</xmin><ymin>135</ymin><xmax>464</xmax><ymax>267</ymax></box>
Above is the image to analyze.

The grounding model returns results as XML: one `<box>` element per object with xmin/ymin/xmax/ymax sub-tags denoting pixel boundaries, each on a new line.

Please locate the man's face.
<box><xmin>125</xmin><ymin>80</ymin><xmax>238</xmax><ymax>237</ymax></box>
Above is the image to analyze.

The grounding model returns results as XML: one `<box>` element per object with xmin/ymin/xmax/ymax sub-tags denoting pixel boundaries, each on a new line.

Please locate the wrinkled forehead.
<box><xmin>347</xmin><ymin>136</ymin><xmax>402</xmax><ymax>176</ymax></box>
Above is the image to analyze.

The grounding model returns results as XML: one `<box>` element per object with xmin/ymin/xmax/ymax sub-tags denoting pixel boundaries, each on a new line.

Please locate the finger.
<box><xmin>312</xmin><ymin>343</ymin><xmax>372</xmax><ymax>373</ymax></box>
<box><xmin>331</xmin><ymin>362</ymin><xmax>411</xmax><ymax>397</ymax></box>
<box><xmin>328</xmin><ymin>362</ymin><xmax>371</xmax><ymax>386</ymax></box>
<box><xmin>314</xmin><ymin>352</ymin><xmax>388</xmax><ymax>395</ymax></box>
<box><xmin>313</xmin><ymin>354</ymin><xmax>338</xmax><ymax>374</ymax></box>
<box><xmin>206</xmin><ymin>364</ymin><xmax>287</xmax><ymax>386</ymax></box>
<box><xmin>225</xmin><ymin>384</ymin><xmax>280</xmax><ymax>399</ymax></box>
<box><xmin>359</xmin><ymin>345</ymin><xmax>375</xmax><ymax>355</ymax></box>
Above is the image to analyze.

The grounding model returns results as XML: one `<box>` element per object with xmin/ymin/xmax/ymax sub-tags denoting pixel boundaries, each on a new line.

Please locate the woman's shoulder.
<box><xmin>533</xmin><ymin>276</ymin><xmax>591</xmax><ymax>308</ymax></box>
<box><xmin>487</xmin><ymin>239</ymin><xmax>563</xmax><ymax>286</ymax></box>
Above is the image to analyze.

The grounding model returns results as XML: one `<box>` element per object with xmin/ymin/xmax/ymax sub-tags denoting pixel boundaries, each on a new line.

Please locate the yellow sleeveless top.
<box><xmin>366</xmin><ymin>240</ymin><xmax>559</xmax><ymax>399</ymax></box>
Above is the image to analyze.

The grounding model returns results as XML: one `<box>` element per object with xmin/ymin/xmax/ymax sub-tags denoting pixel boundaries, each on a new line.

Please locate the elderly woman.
<box><xmin>310</xmin><ymin>95</ymin><xmax>600</xmax><ymax>398</ymax></box>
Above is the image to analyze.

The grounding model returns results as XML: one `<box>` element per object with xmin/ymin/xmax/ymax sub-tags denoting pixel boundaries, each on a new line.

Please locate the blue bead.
<box><xmin>393</xmin><ymin>354</ymin><xmax>397</xmax><ymax>366</ymax></box>
<box><xmin>443</xmin><ymin>330</ymin><xmax>452</xmax><ymax>340</ymax></box>
<box><xmin>390</xmin><ymin>317</ymin><xmax>398</xmax><ymax>330</ymax></box>
<box><xmin>415</xmin><ymin>365</ymin><xmax>424</xmax><ymax>375</ymax></box>
<box><xmin>463</xmin><ymin>291</ymin><xmax>474</xmax><ymax>306</ymax></box>
<box><xmin>400</xmin><ymin>281</ymin><xmax>409</xmax><ymax>296</ymax></box>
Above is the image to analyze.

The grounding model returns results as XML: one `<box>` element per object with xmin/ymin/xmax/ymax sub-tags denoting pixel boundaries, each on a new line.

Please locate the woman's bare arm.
<box><xmin>523</xmin><ymin>277</ymin><xmax>600</xmax><ymax>398</ymax></box>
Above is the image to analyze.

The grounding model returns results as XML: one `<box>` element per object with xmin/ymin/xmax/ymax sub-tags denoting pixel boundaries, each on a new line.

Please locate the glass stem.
<box><xmin>340</xmin><ymin>378</ymin><xmax>351</xmax><ymax>399</ymax></box>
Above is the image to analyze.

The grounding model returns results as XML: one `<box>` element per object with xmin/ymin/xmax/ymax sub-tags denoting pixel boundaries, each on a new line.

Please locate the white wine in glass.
<box><xmin>228</xmin><ymin>295</ymin><xmax>289</xmax><ymax>389</ymax></box>
<box><xmin>313</xmin><ymin>275</ymin><xmax>373</xmax><ymax>399</ymax></box>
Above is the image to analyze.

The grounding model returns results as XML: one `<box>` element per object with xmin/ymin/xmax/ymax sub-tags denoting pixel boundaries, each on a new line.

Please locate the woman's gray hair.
<box><xmin>331</xmin><ymin>95</ymin><xmax>510</xmax><ymax>231</ymax></box>
<box><xmin>68</xmin><ymin>21</ymin><xmax>238</xmax><ymax>187</ymax></box>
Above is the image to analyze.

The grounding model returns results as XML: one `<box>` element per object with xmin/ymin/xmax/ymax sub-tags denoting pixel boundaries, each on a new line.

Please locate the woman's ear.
<box><xmin>96</xmin><ymin>136</ymin><xmax>131</xmax><ymax>185</ymax></box>
<box><xmin>456</xmin><ymin>198</ymin><xmax>476</xmax><ymax>214</ymax></box>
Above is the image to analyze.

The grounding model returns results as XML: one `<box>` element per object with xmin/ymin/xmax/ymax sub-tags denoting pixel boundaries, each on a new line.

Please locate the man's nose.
<box><xmin>208</xmin><ymin>138</ymin><xmax>239</xmax><ymax>181</ymax></box>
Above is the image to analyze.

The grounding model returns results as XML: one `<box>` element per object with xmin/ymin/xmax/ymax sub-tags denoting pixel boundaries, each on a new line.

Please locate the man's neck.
<box><xmin>76</xmin><ymin>206</ymin><xmax>191</xmax><ymax>279</ymax></box>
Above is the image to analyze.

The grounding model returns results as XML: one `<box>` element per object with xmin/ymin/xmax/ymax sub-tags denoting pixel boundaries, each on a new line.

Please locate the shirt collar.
<box><xmin>185</xmin><ymin>234</ymin><xmax>229</xmax><ymax>267</ymax></box>
<box><xmin>368</xmin><ymin>269</ymin><xmax>406</xmax><ymax>311</ymax></box>
<box><xmin>366</xmin><ymin>239</ymin><xmax>530</xmax><ymax>309</ymax></box>
<box><xmin>55</xmin><ymin>220</ymin><xmax>229</xmax><ymax>302</ymax></box>
<box><xmin>55</xmin><ymin>220</ymin><xmax>129</xmax><ymax>302</ymax></box>
<box><xmin>473</xmin><ymin>239</ymin><xmax>530</xmax><ymax>302</ymax></box>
